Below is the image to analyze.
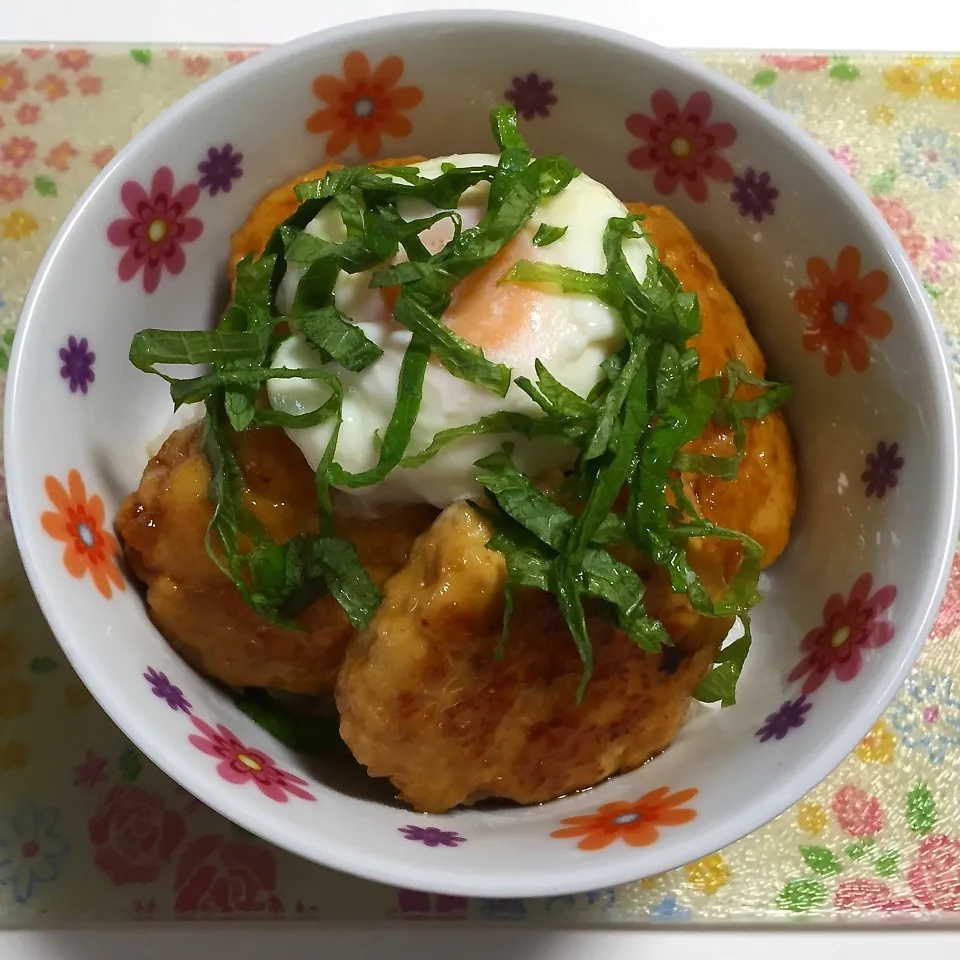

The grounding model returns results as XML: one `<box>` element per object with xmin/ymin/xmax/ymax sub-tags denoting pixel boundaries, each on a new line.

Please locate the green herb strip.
<box><xmin>532</xmin><ymin>223</ymin><xmax>568</xmax><ymax>247</ymax></box>
<box><xmin>483</xmin><ymin>213</ymin><xmax>789</xmax><ymax>703</ymax></box>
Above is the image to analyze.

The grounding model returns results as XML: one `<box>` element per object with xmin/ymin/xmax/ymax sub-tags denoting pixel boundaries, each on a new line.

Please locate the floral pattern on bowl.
<box><xmin>305</xmin><ymin>51</ymin><xmax>423</xmax><ymax>158</ymax></box>
<box><xmin>625</xmin><ymin>89</ymin><xmax>736</xmax><ymax>202</ymax></box>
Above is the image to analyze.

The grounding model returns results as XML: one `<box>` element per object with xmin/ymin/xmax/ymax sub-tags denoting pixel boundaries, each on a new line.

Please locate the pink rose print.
<box><xmin>188</xmin><ymin>715</ymin><xmax>315</xmax><ymax>803</ymax></box>
<box><xmin>184</xmin><ymin>56</ymin><xmax>211</xmax><ymax>77</ymax></box>
<box><xmin>828</xmin><ymin>145</ymin><xmax>858</xmax><ymax>178</ymax></box>
<box><xmin>924</xmin><ymin>236</ymin><xmax>956</xmax><ymax>284</ymax></box>
<box><xmin>77</xmin><ymin>75</ymin><xmax>102</xmax><ymax>97</ymax></box>
<box><xmin>226</xmin><ymin>50</ymin><xmax>262</xmax><ymax>64</ymax></box>
<box><xmin>91</xmin><ymin>146</ymin><xmax>115</xmax><ymax>170</ymax></box>
<box><xmin>832</xmin><ymin>785</ymin><xmax>885</xmax><ymax>837</ymax></box>
<box><xmin>907</xmin><ymin>835</ymin><xmax>960</xmax><ymax>910</ymax></box>
<box><xmin>625</xmin><ymin>89</ymin><xmax>736</xmax><ymax>202</ymax></box>
<box><xmin>873</xmin><ymin>197</ymin><xmax>925</xmax><ymax>263</ymax></box>
<box><xmin>106</xmin><ymin>167</ymin><xmax>203</xmax><ymax>294</ymax></box>
<box><xmin>88</xmin><ymin>785</ymin><xmax>187</xmax><ymax>885</ymax></box>
<box><xmin>787</xmin><ymin>573</ymin><xmax>896</xmax><ymax>694</ymax></box>
<box><xmin>834</xmin><ymin>878</ymin><xmax>917</xmax><ymax>913</ymax></box>
<box><xmin>762</xmin><ymin>55</ymin><xmax>830</xmax><ymax>72</ymax></box>
<box><xmin>174</xmin><ymin>835</ymin><xmax>283</xmax><ymax>916</ymax></box>
<box><xmin>931</xmin><ymin>554</ymin><xmax>960</xmax><ymax>639</ymax></box>
<box><xmin>20</xmin><ymin>48</ymin><xmax>47</xmax><ymax>61</ymax></box>
<box><xmin>398</xmin><ymin>889</ymin><xmax>468</xmax><ymax>919</ymax></box>
<box><xmin>56</xmin><ymin>49</ymin><xmax>92</xmax><ymax>71</ymax></box>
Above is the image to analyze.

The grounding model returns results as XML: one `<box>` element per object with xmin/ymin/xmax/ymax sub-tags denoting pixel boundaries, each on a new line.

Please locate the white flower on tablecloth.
<box><xmin>899</xmin><ymin>128</ymin><xmax>960</xmax><ymax>189</ymax></box>
<box><xmin>888</xmin><ymin>670</ymin><xmax>960</xmax><ymax>765</ymax></box>
<box><xmin>0</xmin><ymin>803</ymin><xmax>69</xmax><ymax>904</ymax></box>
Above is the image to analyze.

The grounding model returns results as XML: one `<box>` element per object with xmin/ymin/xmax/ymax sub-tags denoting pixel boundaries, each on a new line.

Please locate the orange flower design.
<box><xmin>551</xmin><ymin>787</ymin><xmax>698</xmax><ymax>851</ymax></box>
<box><xmin>794</xmin><ymin>246</ymin><xmax>893</xmax><ymax>376</ymax></box>
<box><xmin>306</xmin><ymin>51</ymin><xmax>423</xmax><ymax>158</ymax></box>
<box><xmin>41</xmin><ymin>470</ymin><xmax>125</xmax><ymax>599</ymax></box>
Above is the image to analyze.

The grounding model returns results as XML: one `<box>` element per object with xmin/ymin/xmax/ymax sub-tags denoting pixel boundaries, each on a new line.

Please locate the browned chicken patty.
<box><xmin>116</xmin><ymin>423</ymin><xmax>436</xmax><ymax>694</ymax></box>
<box><xmin>627</xmin><ymin>202</ymin><xmax>796</xmax><ymax>570</ymax></box>
<box><xmin>336</xmin><ymin>503</ymin><xmax>732</xmax><ymax>813</ymax></box>
<box><xmin>335</xmin><ymin>200</ymin><xmax>797</xmax><ymax>812</ymax></box>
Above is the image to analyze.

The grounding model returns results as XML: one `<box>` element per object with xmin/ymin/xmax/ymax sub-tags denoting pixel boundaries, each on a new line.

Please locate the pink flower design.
<box><xmin>828</xmin><ymin>145</ymin><xmax>858</xmax><ymax>178</ymax></box>
<box><xmin>832</xmin><ymin>785</ymin><xmax>885</xmax><ymax>837</ymax></box>
<box><xmin>188</xmin><ymin>715</ymin><xmax>315</xmax><ymax>803</ymax></box>
<box><xmin>226</xmin><ymin>50</ymin><xmax>261</xmax><ymax>64</ymax></box>
<box><xmin>14</xmin><ymin>103</ymin><xmax>41</xmax><ymax>125</ymax></box>
<box><xmin>398</xmin><ymin>889</ymin><xmax>469</xmax><ymax>919</ymax></box>
<box><xmin>835</xmin><ymin>878</ymin><xmax>917</xmax><ymax>913</ymax></box>
<box><xmin>44</xmin><ymin>140</ymin><xmax>79</xmax><ymax>172</ymax></box>
<box><xmin>931</xmin><ymin>554</ymin><xmax>960</xmax><ymax>639</ymax></box>
<box><xmin>184</xmin><ymin>56</ymin><xmax>211</xmax><ymax>77</ymax></box>
<box><xmin>77</xmin><ymin>75</ymin><xmax>102</xmax><ymax>97</ymax></box>
<box><xmin>923</xmin><ymin>237</ymin><xmax>956</xmax><ymax>283</ymax></box>
<box><xmin>133</xmin><ymin>898</ymin><xmax>156</xmax><ymax>919</ymax></box>
<box><xmin>907</xmin><ymin>835</ymin><xmax>960</xmax><ymax>910</ymax></box>
<box><xmin>20</xmin><ymin>48</ymin><xmax>48</xmax><ymax>61</ymax></box>
<box><xmin>929</xmin><ymin>236</ymin><xmax>955</xmax><ymax>264</ymax></box>
<box><xmin>625</xmin><ymin>89</ymin><xmax>736</xmax><ymax>202</ymax></box>
<box><xmin>35</xmin><ymin>73</ymin><xmax>68</xmax><ymax>102</ymax></box>
<box><xmin>873</xmin><ymin>197</ymin><xmax>926</xmax><ymax>263</ymax></box>
<box><xmin>787</xmin><ymin>573</ymin><xmax>896</xmax><ymax>694</ymax></box>
<box><xmin>0</xmin><ymin>173</ymin><xmax>27</xmax><ymax>203</ymax></box>
<box><xmin>106</xmin><ymin>167</ymin><xmax>203</xmax><ymax>294</ymax></box>
<box><xmin>56</xmin><ymin>49</ymin><xmax>92</xmax><ymax>72</ymax></box>
<box><xmin>0</xmin><ymin>62</ymin><xmax>28</xmax><ymax>103</ymax></box>
<box><xmin>762</xmin><ymin>55</ymin><xmax>830</xmax><ymax>72</ymax></box>
<box><xmin>1</xmin><ymin>136</ymin><xmax>37</xmax><ymax>169</ymax></box>
<box><xmin>73</xmin><ymin>748</ymin><xmax>109</xmax><ymax>789</ymax></box>
<box><xmin>91</xmin><ymin>146</ymin><xmax>115</xmax><ymax>170</ymax></box>
<box><xmin>174</xmin><ymin>835</ymin><xmax>283</xmax><ymax>915</ymax></box>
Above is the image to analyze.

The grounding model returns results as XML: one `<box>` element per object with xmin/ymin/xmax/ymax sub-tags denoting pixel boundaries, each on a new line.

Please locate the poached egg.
<box><xmin>266</xmin><ymin>154</ymin><xmax>651</xmax><ymax>509</ymax></box>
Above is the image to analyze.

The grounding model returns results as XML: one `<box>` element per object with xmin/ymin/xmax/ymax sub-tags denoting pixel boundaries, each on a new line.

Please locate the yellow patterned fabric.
<box><xmin>1</xmin><ymin>47</ymin><xmax>959</xmax><ymax>924</ymax></box>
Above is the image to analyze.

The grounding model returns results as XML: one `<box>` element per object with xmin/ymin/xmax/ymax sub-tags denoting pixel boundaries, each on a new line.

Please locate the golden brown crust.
<box><xmin>628</xmin><ymin>202</ymin><xmax>797</xmax><ymax>568</ymax></box>
<box><xmin>116</xmin><ymin>424</ymin><xmax>436</xmax><ymax>694</ymax></box>
<box><xmin>336</xmin><ymin>503</ymin><xmax>729</xmax><ymax>813</ymax></box>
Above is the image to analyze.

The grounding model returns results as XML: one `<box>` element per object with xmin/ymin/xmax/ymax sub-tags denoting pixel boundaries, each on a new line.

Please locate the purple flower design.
<box><xmin>399</xmin><ymin>825</ymin><xmax>466</xmax><ymax>847</ymax></box>
<box><xmin>862</xmin><ymin>441</ymin><xmax>904</xmax><ymax>498</ymax></box>
<box><xmin>756</xmin><ymin>696</ymin><xmax>811</xmax><ymax>742</ymax></box>
<box><xmin>504</xmin><ymin>73</ymin><xmax>556</xmax><ymax>121</ymax></box>
<box><xmin>143</xmin><ymin>666</ymin><xmax>192</xmax><ymax>713</ymax></box>
<box><xmin>197</xmin><ymin>143</ymin><xmax>243</xmax><ymax>196</ymax></box>
<box><xmin>58</xmin><ymin>336</ymin><xmax>95</xmax><ymax>394</ymax></box>
<box><xmin>730</xmin><ymin>168</ymin><xmax>779</xmax><ymax>222</ymax></box>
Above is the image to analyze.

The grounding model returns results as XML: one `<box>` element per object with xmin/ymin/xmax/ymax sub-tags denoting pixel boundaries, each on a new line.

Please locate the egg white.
<box><xmin>266</xmin><ymin>154</ymin><xmax>651</xmax><ymax>509</ymax></box>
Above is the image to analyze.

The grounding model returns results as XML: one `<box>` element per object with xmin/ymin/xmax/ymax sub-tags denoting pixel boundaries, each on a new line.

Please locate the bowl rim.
<box><xmin>5</xmin><ymin>9</ymin><xmax>960</xmax><ymax>897</ymax></box>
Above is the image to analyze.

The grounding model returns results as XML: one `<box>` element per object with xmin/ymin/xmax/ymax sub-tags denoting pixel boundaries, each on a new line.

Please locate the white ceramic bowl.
<box><xmin>5</xmin><ymin>12</ymin><xmax>959</xmax><ymax>898</ymax></box>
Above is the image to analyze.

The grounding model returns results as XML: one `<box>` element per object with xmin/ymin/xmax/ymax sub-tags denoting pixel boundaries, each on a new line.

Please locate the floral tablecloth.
<box><xmin>1</xmin><ymin>46</ymin><xmax>960</xmax><ymax>925</ymax></box>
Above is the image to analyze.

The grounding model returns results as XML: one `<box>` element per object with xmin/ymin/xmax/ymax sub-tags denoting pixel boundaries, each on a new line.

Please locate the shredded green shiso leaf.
<box><xmin>129</xmin><ymin>104</ymin><xmax>790</xmax><ymax>707</ymax></box>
